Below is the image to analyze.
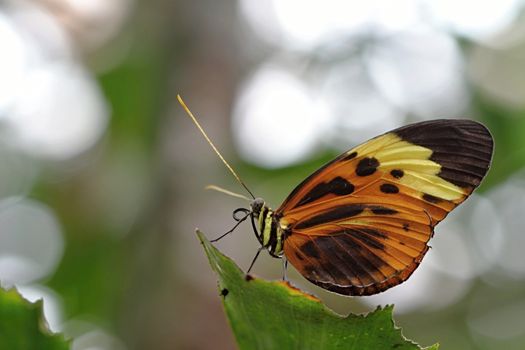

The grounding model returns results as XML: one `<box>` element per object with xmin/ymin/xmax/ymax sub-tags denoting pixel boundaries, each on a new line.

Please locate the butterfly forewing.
<box><xmin>277</xmin><ymin>119</ymin><xmax>493</xmax><ymax>296</ymax></box>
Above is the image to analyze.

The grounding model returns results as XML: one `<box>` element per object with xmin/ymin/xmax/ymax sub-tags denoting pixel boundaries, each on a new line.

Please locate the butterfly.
<box><xmin>178</xmin><ymin>96</ymin><xmax>494</xmax><ymax>296</ymax></box>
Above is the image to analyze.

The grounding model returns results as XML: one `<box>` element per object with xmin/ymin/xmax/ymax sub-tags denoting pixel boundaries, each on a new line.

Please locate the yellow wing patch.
<box><xmin>350</xmin><ymin>133</ymin><xmax>464</xmax><ymax>201</ymax></box>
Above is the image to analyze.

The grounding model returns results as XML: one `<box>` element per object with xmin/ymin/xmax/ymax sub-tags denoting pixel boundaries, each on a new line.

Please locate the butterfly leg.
<box><xmin>282</xmin><ymin>256</ymin><xmax>288</xmax><ymax>281</ymax></box>
<box><xmin>246</xmin><ymin>246</ymin><xmax>265</xmax><ymax>275</ymax></box>
<box><xmin>211</xmin><ymin>208</ymin><xmax>250</xmax><ymax>242</ymax></box>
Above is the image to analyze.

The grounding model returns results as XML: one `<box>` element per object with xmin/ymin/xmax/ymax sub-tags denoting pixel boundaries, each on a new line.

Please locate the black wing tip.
<box><xmin>393</xmin><ymin>118</ymin><xmax>494</xmax><ymax>157</ymax></box>
<box><xmin>393</xmin><ymin>118</ymin><xmax>494</xmax><ymax>189</ymax></box>
<box><xmin>395</xmin><ymin>118</ymin><xmax>491</xmax><ymax>137</ymax></box>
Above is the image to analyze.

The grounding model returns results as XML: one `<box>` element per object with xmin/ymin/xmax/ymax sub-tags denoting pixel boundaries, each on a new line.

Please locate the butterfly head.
<box><xmin>250</xmin><ymin>197</ymin><xmax>265</xmax><ymax>216</ymax></box>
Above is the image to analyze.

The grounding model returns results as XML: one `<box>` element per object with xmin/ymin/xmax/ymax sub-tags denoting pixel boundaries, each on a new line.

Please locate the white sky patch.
<box><xmin>233</xmin><ymin>64</ymin><xmax>329</xmax><ymax>168</ymax></box>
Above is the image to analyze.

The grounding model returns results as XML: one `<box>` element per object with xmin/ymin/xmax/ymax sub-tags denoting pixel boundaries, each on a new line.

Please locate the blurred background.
<box><xmin>0</xmin><ymin>0</ymin><xmax>524</xmax><ymax>349</ymax></box>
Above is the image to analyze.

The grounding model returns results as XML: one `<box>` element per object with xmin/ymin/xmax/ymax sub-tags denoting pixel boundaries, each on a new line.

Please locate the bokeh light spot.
<box><xmin>319</xmin><ymin>59</ymin><xmax>403</xmax><ymax>146</ymax></box>
<box><xmin>422</xmin><ymin>0</ymin><xmax>522</xmax><ymax>42</ymax></box>
<box><xmin>3</xmin><ymin>63</ymin><xmax>109</xmax><ymax>160</ymax></box>
<box><xmin>0</xmin><ymin>197</ymin><xmax>64</xmax><ymax>285</ymax></box>
<box><xmin>233</xmin><ymin>64</ymin><xmax>329</xmax><ymax>168</ymax></box>
<box><xmin>367</xmin><ymin>26</ymin><xmax>468</xmax><ymax>118</ymax></box>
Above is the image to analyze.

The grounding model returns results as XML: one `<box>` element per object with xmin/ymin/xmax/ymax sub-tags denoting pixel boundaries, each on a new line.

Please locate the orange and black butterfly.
<box><xmin>179</xmin><ymin>96</ymin><xmax>494</xmax><ymax>296</ymax></box>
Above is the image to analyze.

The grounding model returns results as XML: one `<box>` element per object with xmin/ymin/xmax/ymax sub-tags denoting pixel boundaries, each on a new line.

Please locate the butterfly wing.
<box><xmin>277</xmin><ymin>119</ymin><xmax>493</xmax><ymax>295</ymax></box>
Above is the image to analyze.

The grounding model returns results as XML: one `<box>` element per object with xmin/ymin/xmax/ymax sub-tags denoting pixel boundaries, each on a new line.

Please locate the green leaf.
<box><xmin>197</xmin><ymin>230</ymin><xmax>438</xmax><ymax>350</ymax></box>
<box><xmin>0</xmin><ymin>287</ymin><xmax>69</xmax><ymax>350</ymax></box>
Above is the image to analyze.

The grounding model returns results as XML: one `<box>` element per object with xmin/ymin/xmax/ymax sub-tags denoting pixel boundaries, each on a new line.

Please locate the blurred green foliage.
<box><xmin>0</xmin><ymin>288</ymin><xmax>69</xmax><ymax>350</ymax></box>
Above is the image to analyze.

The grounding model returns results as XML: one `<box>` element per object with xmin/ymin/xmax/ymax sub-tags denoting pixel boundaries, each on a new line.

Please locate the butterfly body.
<box><xmin>248</xmin><ymin>119</ymin><xmax>493</xmax><ymax>296</ymax></box>
<box><xmin>250</xmin><ymin>199</ymin><xmax>287</xmax><ymax>258</ymax></box>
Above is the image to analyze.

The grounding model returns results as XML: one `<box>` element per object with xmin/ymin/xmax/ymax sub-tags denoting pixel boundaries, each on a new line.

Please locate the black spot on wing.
<box><xmin>294</xmin><ymin>205</ymin><xmax>400</xmax><ymax>229</ymax></box>
<box><xmin>221</xmin><ymin>289</ymin><xmax>229</xmax><ymax>297</ymax></box>
<box><xmin>343</xmin><ymin>151</ymin><xmax>358</xmax><ymax>161</ymax></box>
<box><xmin>294</xmin><ymin>205</ymin><xmax>365</xmax><ymax>229</ymax></box>
<box><xmin>393</xmin><ymin>119</ymin><xmax>493</xmax><ymax>189</ymax></box>
<box><xmin>402</xmin><ymin>223</ymin><xmax>409</xmax><ymax>231</ymax></box>
<box><xmin>370</xmin><ymin>206</ymin><xmax>398</xmax><ymax>215</ymax></box>
<box><xmin>278</xmin><ymin>155</ymin><xmax>340</xmax><ymax>210</ymax></box>
<box><xmin>300</xmin><ymin>240</ymin><xmax>320</xmax><ymax>258</ymax></box>
<box><xmin>356</xmin><ymin>157</ymin><xmax>380</xmax><ymax>176</ymax></box>
<box><xmin>296</xmin><ymin>176</ymin><xmax>355</xmax><ymax>207</ymax></box>
<box><xmin>422</xmin><ymin>193</ymin><xmax>443</xmax><ymax>204</ymax></box>
<box><xmin>390</xmin><ymin>169</ymin><xmax>404</xmax><ymax>179</ymax></box>
<box><xmin>279</xmin><ymin>148</ymin><xmax>361</xmax><ymax>211</ymax></box>
<box><xmin>380</xmin><ymin>184</ymin><xmax>399</xmax><ymax>194</ymax></box>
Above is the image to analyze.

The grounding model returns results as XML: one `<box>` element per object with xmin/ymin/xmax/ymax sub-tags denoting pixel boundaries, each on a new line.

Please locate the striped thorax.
<box><xmin>250</xmin><ymin>198</ymin><xmax>287</xmax><ymax>257</ymax></box>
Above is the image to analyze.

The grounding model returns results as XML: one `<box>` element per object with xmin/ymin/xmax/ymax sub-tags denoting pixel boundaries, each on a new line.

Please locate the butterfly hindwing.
<box><xmin>278</xmin><ymin>119</ymin><xmax>493</xmax><ymax>295</ymax></box>
<box><xmin>283</xmin><ymin>199</ymin><xmax>433</xmax><ymax>295</ymax></box>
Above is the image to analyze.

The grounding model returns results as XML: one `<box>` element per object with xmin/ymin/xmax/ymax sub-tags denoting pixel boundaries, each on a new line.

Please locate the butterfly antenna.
<box><xmin>205</xmin><ymin>185</ymin><xmax>251</xmax><ymax>201</ymax></box>
<box><xmin>177</xmin><ymin>95</ymin><xmax>256</xmax><ymax>200</ymax></box>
